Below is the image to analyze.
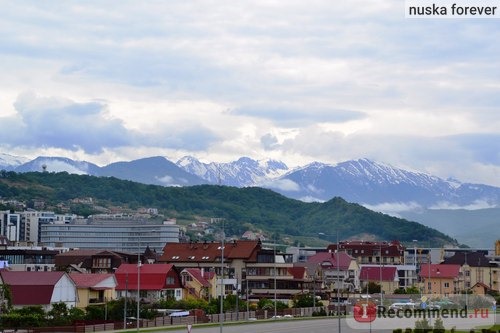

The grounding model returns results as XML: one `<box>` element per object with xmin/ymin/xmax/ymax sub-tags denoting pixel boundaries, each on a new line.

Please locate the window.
<box><xmin>175</xmin><ymin>289</ymin><xmax>181</xmax><ymax>298</ymax></box>
<box><xmin>171</xmin><ymin>256</ymin><xmax>180</xmax><ymax>260</ymax></box>
<box><xmin>444</xmin><ymin>282</ymin><xmax>449</xmax><ymax>288</ymax></box>
<box><xmin>166</xmin><ymin>276</ymin><xmax>175</xmax><ymax>285</ymax></box>
<box><xmin>93</xmin><ymin>257</ymin><xmax>111</xmax><ymax>268</ymax></box>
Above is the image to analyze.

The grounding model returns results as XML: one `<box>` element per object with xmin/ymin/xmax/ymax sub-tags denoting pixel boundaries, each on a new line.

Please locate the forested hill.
<box><xmin>0</xmin><ymin>171</ymin><xmax>458</xmax><ymax>247</ymax></box>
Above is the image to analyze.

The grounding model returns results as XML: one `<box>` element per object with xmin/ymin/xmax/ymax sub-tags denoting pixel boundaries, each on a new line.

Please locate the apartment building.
<box><xmin>327</xmin><ymin>240</ymin><xmax>406</xmax><ymax>265</ymax></box>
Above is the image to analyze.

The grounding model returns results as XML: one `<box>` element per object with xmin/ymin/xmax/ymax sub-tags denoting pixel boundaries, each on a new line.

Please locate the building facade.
<box><xmin>40</xmin><ymin>220</ymin><xmax>179</xmax><ymax>253</ymax></box>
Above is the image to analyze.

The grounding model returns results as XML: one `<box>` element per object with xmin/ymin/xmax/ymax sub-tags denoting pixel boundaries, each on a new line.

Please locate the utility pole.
<box><xmin>219</xmin><ymin>220</ymin><xmax>225</xmax><ymax>333</ymax></box>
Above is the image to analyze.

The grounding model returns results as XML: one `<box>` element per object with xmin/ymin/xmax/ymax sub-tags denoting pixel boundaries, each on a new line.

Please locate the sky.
<box><xmin>1</xmin><ymin>1</ymin><xmax>499</xmax><ymax>186</ymax></box>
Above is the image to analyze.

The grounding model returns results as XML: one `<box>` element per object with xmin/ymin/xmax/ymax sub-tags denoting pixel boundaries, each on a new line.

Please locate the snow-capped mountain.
<box><xmin>268</xmin><ymin>158</ymin><xmax>500</xmax><ymax>207</ymax></box>
<box><xmin>0</xmin><ymin>153</ymin><xmax>29</xmax><ymax>170</ymax></box>
<box><xmin>97</xmin><ymin>156</ymin><xmax>206</xmax><ymax>187</ymax></box>
<box><xmin>3</xmin><ymin>153</ymin><xmax>500</xmax><ymax>209</ymax></box>
<box><xmin>176</xmin><ymin>156</ymin><xmax>289</xmax><ymax>187</ymax></box>
<box><xmin>13</xmin><ymin>156</ymin><xmax>101</xmax><ymax>175</ymax></box>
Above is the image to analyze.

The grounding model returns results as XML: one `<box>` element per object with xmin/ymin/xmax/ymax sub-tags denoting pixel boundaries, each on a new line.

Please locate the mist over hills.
<box><xmin>2</xmin><ymin>153</ymin><xmax>498</xmax><ymax>248</ymax></box>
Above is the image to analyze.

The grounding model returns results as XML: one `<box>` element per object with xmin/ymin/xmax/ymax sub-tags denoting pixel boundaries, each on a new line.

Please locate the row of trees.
<box><xmin>0</xmin><ymin>293</ymin><xmax>319</xmax><ymax>329</ymax></box>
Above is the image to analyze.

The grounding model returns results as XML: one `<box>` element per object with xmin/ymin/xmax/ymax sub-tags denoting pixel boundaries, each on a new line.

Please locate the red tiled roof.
<box><xmin>114</xmin><ymin>263</ymin><xmax>177</xmax><ymax>290</ymax></box>
<box><xmin>307</xmin><ymin>251</ymin><xmax>352</xmax><ymax>270</ymax></box>
<box><xmin>288</xmin><ymin>267</ymin><xmax>307</xmax><ymax>279</ymax></box>
<box><xmin>359</xmin><ymin>266</ymin><xmax>397</xmax><ymax>282</ymax></box>
<box><xmin>69</xmin><ymin>273</ymin><xmax>115</xmax><ymax>289</ymax></box>
<box><xmin>418</xmin><ymin>264</ymin><xmax>460</xmax><ymax>279</ymax></box>
<box><xmin>159</xmin><ymin>240</ymin><xmax>260</xmax><ymax>263</ymax></box>
<box><xmin>0</xmin><ymin>271</ymin><xmax>68</xmax><ymax>305</ymax></box>
<box><xmin>183</xmin><ymin>268</ymin><xmax>211</xmax><ymax>287</ymax></box>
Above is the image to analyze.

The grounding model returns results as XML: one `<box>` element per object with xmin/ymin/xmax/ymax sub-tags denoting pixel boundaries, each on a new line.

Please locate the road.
<box><xmin>149</xmin><ymin>317</ymin><xmax>360</xmax><ymax>333</ymax></box>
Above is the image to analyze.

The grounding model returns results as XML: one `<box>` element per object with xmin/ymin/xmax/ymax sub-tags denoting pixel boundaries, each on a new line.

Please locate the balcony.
<box><xmin>89</xmin><ymin>298</ymin><xmax>105</xmax><ymax>304</ymax></box>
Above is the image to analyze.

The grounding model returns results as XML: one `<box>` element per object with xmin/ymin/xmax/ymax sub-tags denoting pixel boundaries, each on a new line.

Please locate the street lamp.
<box><xmin>318</xmin><ymin>232</ymin><xmax>341</xmax><ymax>333</ymax></box>
<box><xmin>436</xmin><ymin>268</ymin><xmax>442</xmax><ymax>296</ymax></box>
<box><xmin>124</xmin><ymin>272</ymin><xmax>128</xmax><ymax>329</ymax></box>
<box><xmin>274</xmin><ymin>238</ymin><xmax>277</xmax><ymax>319</ymax></box>
<box><xmin>137</xmin><ymin>242</ymin><xmax>142</xmax><ymax>332</ymax></box>
<box><xmin>136</xmin><ymin>229</ymin><xmax>157</xmax><ymax>333</ymax></box>
<box><xmin>219</xmin><ymin>220</ymin><xmax>225</xmax><ymax>333</ymax></box>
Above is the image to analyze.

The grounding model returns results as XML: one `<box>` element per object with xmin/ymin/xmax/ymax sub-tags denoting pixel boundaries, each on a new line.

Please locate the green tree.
<box><xmin>362</xmin><ymin>282</ymin><xmax>381</xmax><ymax>294</ymax></box>
<box><xmin>47</xmin><ymin>302</ymin><xmax>71</xmax><ymax>326</ymax></box>
<box><xmin>292</xmin><ymin>293</ymin><xmax>315</xmax><ymax>308</ymax></box>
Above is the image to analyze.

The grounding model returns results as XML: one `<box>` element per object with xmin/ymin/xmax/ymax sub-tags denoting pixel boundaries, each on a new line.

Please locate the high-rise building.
<box><xmin>40</xmin><ymin>219</ymin><xmax>179</xmax><ymax>254</ymax></box>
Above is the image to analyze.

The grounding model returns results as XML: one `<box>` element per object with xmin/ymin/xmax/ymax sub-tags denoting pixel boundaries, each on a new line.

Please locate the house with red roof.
<box><xmin>419</xmin><ymin>264</ymin><xmax>461</xmax><ymax>296</ymax></box>
<box><xmin>114</xmin><ymin>263</ymin><xmax>183</xmax><ymax>302</ymax></box>
<box><xmin>442</xmin><ymin>251</ymin><xmax>495</xmax><ymax>292</ymax></box>
<box><xmin>159</xmin><ymin>240</ymin><xmax>261</xmax><ymax>297</ymax></box>
<box><xmin>69</xmin><ymin>273</ymin><xmax>117</xmax><ymax>308</ymax></box>
<box><xmin>180</xmin><ymin>268</ymin><xmax>215</xmax><ymax>300</ymax></box>
<box><xmin>305</xmin><ymin>251</ymin><xmax>360</xmax><ymax>293</ymax></box>
<box><xmin>0</xmin><ymin>270</ymin><xmax>77</xmax><ymax>310</ymax></box>
<box><xmin>359</xmin><ymin>266</ymin><xmax>399</xmax><ymax>294</ymax></box>
<box><xmin>160</xmin><ymin>240</ymin><xmax>309</xmax><ymax>303</ymax></box>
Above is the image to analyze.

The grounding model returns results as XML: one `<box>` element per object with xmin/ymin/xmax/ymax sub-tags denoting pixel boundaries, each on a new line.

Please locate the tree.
<box><xmin>362</xmin><ymin>282</ymin><xmax>381</xmax><ymax>294</ymax></box>
<box><xmin>292</xmin><ymin>293</ymin><xmax>315</xmax><ymax>308</ymax></box>
<box><xmin>394</xmin><ymin>286</ymin><xmax>420</xmax><ymax>294</ymax></box>
<box><xmin>47</xmin><ymin>302</ymin><xmax>71</xmax><ymax>326</ymax></box>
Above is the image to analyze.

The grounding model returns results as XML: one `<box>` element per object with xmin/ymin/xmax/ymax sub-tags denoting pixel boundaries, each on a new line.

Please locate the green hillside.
<box><xmin>0</xmin><ymin>170</ymin><xmax>458</xmax><ymax>247</ymax></box>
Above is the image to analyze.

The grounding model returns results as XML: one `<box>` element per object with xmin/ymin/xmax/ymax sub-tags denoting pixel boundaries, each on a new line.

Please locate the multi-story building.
<box><xmin>1</xmin><ymin>210</ymin><xmax>77</xmax><ymax>246</ymax></box>
<box><xmin>159</xmin><ymin>240</ymin><xmax>308</xmax><ymax>303</ymax></box>
<box><xmin>442</xmin><ymin>251</ymin><xmax>496</xmax><ymax>292</ymax></box>
<box><xmin>419</xmin><ymin>264</ymin><xmax>462</xmax><ymax>295</ymax></box>
<box><xmin>40</xmin><ymin>219</ymin><xmax>179</xmax><ymax>253</ymax></box>
<box><xmin>359</xmin><ymin>266</ymin><xmax>400</xmax><ymax>295</ymax></box>
<box><xmin>360</xmin><ymin>264</ymin><xmax>417</xmax><ymax>291</ymax></box>
<box><xmin>0</xmin><ymin>243</ymin><xmax>66</xmax><ymax>271</ymax></box>
<box><xmin>327</xmin><ymin>241</ymin><xmax>406</xmax><ymax>265</ymax></box>
<box><xmin>304</xmin><ymin>251</ymin><xmax>360</xmax><ymax>294</ymax></box>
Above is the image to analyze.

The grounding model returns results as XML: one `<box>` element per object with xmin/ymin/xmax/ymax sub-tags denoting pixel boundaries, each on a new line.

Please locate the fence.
<box><xmin>17</xmin><ymin>306</ymin><xmax>330</xmax><ymax>333</ymax></box>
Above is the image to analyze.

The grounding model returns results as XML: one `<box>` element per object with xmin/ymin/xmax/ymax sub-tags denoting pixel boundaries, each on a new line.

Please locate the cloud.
<box><xmin>0</xmin><ymin>2</ymin><xmax>499</xmax><ymax>188</ymax></box>
<box><xmin>429</xmin><ymin>199</ymin><xmax>498</xmax><ymax>210</ymax></box>
<box><xmin>363</xmin><ymin>202</ymin><xmax>423</xmax><ymax>217</ymax></box>
<box><xmin>233</xmin><ymin>105</ymin><xmax>366</xmax><ymax>127</ymax></box>
<box><xmin>0</xmin><ymin>92</ymin><xmax>132</xmax><ymax>154</ymax></box>
<box><xmin>261</xmin><ymin>133</ymin><xmax>279</xmax><ymax>150</ymax></box>
<box><xmin>260</xmin><ymin>178</ymin><xmax>301</xmax><ymax>192</ymax></box>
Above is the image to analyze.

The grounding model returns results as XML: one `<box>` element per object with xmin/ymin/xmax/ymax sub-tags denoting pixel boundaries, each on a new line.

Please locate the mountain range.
<box><xmin>2</xmin><ymin>152</ymin><xmax>499</xmax><ymax>248</ymax></box>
